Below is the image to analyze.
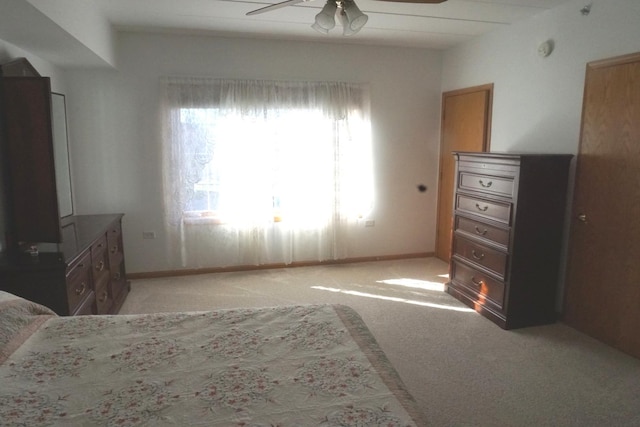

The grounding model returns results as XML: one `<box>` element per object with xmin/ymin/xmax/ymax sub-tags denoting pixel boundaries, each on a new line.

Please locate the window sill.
<box><xmin>183</xmin><ymin>214</ymin><xmax>283</xmax><ymax>226</ymax></box>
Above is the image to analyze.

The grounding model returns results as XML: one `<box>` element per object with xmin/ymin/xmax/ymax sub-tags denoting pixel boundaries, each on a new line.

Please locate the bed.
<box><xmin>0</xmin><ymin>291</ymin><xmax>426</xmax><ymax>426</ymax></box>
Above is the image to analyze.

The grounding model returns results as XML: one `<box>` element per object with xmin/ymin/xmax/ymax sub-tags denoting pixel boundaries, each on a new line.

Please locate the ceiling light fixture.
<box><xmin>312</xmin><ymin>0</ymin><xmax>368</xmax><ymax>36</ymax></box>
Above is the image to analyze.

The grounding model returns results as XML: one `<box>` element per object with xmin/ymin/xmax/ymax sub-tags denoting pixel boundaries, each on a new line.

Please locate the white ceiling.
<box><xmin>96</xmin><ymin>0</ymin><xmax>571</xmax><ymax>48</ymax></box>
<box><xmin>0</xmin><ymin>0</ymin><xmax>573</xmax><ymax>68</ymax></box>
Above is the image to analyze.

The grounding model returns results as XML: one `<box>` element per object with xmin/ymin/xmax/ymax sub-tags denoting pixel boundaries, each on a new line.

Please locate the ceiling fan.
<box><xmin>246</xmin><ymin>0</ymin><xmax>447</xmax><ymax>36</ymax></box>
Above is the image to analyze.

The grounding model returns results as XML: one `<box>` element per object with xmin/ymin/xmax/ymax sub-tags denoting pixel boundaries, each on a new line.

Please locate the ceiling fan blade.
<box><xmin>375</xmin><ymin>0</ymin><xmax>446</xmax><ymax>3</ymax></box>
<box><xmin>246</xmin><ymin>0</ymin><xmax>309</xmax><ymax>16</ymax></box>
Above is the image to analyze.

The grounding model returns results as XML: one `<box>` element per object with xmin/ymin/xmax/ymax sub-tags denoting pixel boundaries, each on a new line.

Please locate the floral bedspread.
<box><xmin>0</xmin><ymin>291</ymin><xmax>426</xmax><ymax>426</ymax></box>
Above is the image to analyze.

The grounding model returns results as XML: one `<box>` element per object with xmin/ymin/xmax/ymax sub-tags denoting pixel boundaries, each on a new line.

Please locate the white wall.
<box><xmin>442</xmin><ymin>0</ymin><xmax>640</xmax><ymax>155</ymax></box>
<box><xmin>65</xmin><ymin>33</ymin><xmax>442</xmax><ymax>273</ymax></box>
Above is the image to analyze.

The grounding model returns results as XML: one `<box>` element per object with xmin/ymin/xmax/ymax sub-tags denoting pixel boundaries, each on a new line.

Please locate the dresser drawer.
<box><xmin>91</xmin><ymin>235</ymin><xmax>110</xmax><ymax>284</ymax></box>
<box><xmin>108</xmin><ymin>234</ymin><xmax>124</xmax><ymax>268</ymax></box>
<box><xmin>456</xmin><ymin>194</ymin><xmax>512</xmax><ymax>224</ymax></box>
<box><xmin>453</xmin><ymin>235</ymin><xmax>508</xmax><ymax>278</ymax></box>
<box><xmin>455</xmin><ymin>215</ymin><xmax>510</xmax><ymax>247</ymax></box>
<box><xmin>71</xmin><ymin>291</ymin><xmax>96</xmax><ymax>316</ymax></box>
<box><xmin>111</xmin><ymin>274</ymin><xmax>127</xmax><ymax>302</ymax></box>
<box><xmin>91</xmin><ymin>235</ymin><xmax>108</xmax><ymax>262</ymax></box>
<box><xmin>458</xmin><ymin>171</ymin><xmax>515</xmax><ymax>198</ymax></box>
<box><xmin>66</xmin><ymin>252</ymin><xmax>92</xmax><ymax>313</ymax></box>
<box><xmin>107</xmin><ymin>221</ymin><xmax>121</xmax><ymax>242</ymax></box>
<box><xmin>94</xmin><ymin>278</ymin><xmax>112</xmax><ymax>315</ymax></box>
<box><xmin>450</xmin><ymin>259</ymin><xmax>505</xmax><ymax>310</ymax></box>
<box><xmin>458</xmin><ymin>157</ymin><xmax>520</xmax><ymax>175</ymax></box>
<box><xmin>107</xmin><ymin>223</ymin><xmax>122</xmax><ymax>254</ymax></box>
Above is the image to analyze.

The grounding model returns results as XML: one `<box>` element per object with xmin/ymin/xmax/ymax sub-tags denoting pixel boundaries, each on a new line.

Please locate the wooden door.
<box><xmin>563</xmin><ymin>52</ymin><xmax>640</xmax><ymax>359</ymax></box>
<box><xmin>435</xmin><ymin>85</ymin><xmax>492</xmax><ymax>262</ymax></box>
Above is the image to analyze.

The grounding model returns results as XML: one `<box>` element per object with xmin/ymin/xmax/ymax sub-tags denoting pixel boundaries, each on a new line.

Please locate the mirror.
<box><xmin>51</xmin><ymin>93</ymin><xmax>74</xmax><ymax>218</ymax></box>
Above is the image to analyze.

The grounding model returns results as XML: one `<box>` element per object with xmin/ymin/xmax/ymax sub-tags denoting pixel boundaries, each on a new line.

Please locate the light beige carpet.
<box><xmin>120</xmin><ymin>257</ymin><xmax>640</xmax><ymax>426</ymax></box>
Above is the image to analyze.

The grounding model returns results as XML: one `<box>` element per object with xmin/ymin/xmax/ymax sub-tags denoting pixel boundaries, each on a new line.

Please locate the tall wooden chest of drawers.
<box><xmin>446</xmin><ymin>152</ymin><xmax>572</xmax><ymax>329</ymax></box>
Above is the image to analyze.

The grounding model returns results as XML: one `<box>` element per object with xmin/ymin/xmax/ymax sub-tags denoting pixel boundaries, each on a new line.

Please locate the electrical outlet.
<box><xmin>365</xmin><ymin>220</ymin><xmax>375</xmax><ymax>227</ymax></box>
<box><xmin>142</xmin><ymin>231</ymin><xmax>156</xmax><ymax>239</ymax></box>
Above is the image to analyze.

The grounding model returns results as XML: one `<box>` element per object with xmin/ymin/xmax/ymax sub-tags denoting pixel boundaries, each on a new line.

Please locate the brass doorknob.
<box><xmin>577</xmin><ymin>213</ymin><xmax>588</xmax><ymax>223</ymax></box>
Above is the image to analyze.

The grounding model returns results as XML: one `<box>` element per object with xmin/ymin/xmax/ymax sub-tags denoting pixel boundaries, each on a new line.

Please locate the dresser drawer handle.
<box><xmin>96</xmin><ymin>261</ymin><xmax>105</xmax><ymax>272</ymax></box>
<box><xmin>478</xmin><ymin>179</ymin><xmax>493</xmax><ymax>188</ymax></box>
<box><xmin>471</xmin><ymin>250</ymin><xmax>485</xmax><ymax>261</ymax></box>
<box><xmin>110</xmin><ymin>245</ymin><xmax>118</xmax><ymax>254</ymax></box>
<box><xmin>475</xmin><ymin>203</ymin><xmax>489</xmax><ymax>212</ymax></box>
<box><xmin>98</xmin><ymin>290</ymin><xmax>108</xmax><ymax>303</ymax></box>
<box><xmin>474</xmin><ymin>226</ymin><xmax>488</xmax><ymax>236</ymax></box>
<box><xmin>471</xmin><ymin>277</ymin><xmax>485</xmax><ymax>288</ymax></box>
<box><xmin>75</xmin><ymin>282</ymin><xmax>87</xmax><ymax>296</ymax></box>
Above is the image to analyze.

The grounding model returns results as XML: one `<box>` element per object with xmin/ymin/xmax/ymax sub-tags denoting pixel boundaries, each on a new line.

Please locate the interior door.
<box><xmin>563</xmin><ymin>52</ymin><xmax>640</xmax><ymax>359</ymax></box>
<box><xmin>435</xmin><ymin>84</ymin><xmax>492</xmax><ymax>262</ymax></box>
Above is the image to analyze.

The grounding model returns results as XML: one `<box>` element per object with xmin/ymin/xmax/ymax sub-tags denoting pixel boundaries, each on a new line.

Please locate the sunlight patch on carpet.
<box><xmin>376</xmin><ymin>278</ymin><xmax>445</xmax><ymax>292</ymax></box>
<box><xmin>311</xmin><ymin>286</ymin><xmax>475</xmax><ymax>312</ymax></box>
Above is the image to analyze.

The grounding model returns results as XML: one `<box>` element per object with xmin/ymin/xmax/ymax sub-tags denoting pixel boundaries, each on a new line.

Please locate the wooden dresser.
<box><xmin>0</xmin><ymin>214</ymin><xmax>130</xmax><ymax>315</ymax></box>
<box><xmin>446</xmin><ymin>152</ymin><xmax>572</xmax><ymax>329</ymax></box>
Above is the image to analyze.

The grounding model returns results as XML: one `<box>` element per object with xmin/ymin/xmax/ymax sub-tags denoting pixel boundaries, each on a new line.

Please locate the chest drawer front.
<box><xmin>107</xmin><ymin>223</ymin><xmax>122</xmax><ymax>253</ymax></box>
<box><xmin>453</xmin><ymin>235</ymin><xmax>508</xmax><ymax>278</ymax></box>
<box><xmin>107</xmin><ymin>228</ymin><xmax>124</xmax><ymax>268</ymax></box>
<box><xmin>66</xmin><ymin>252</ymin><xmax>92</xmax><ymax>313</ymax></box>
<box><xmin>91</xmin><ymin>235</ymin><xmax>110</xmax><ymax>283</ymax></box>
<box><xmin>72</xmin><ymin>291</ymin><xmax>96</xmax><ymax>316</ymax></box>
<box><xmin>458</xmin><ymin>172</ymin><xmax>515</xmax><ymax>198</ymax></box>
<box><xmin>455</xmin><ymin>215</ymin><xmax>510</xmax><ymax>247</ymax></box>
<box><xmin>456</xmin><ymin>194</ymin><xmax>511</xmax><ymax>224</ymax></box>
<box><xmin>94</xmin><ymin>279</ymin><xmax>113</xmax><ymax>315</ymax></box>
<box><xmin>91</xmin><ymin>235</ymin><xmax>108</xmax><ymax>261</ymax></box>
<box><xmin>451</xmin><ymin>259</ymin><xmax>505</xmax><ymax>310</ymax></box>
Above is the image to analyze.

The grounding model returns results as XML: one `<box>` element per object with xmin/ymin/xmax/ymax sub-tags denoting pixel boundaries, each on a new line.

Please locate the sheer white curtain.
<box><xmin>160</xmin><ymin>77</ymin><xmax>372</xmax><ymax>268</ymax></box>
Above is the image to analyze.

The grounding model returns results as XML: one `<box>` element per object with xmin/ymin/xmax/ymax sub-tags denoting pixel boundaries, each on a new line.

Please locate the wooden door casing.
<box><xmin>435</xmin><ymin>85</ymin><xmax>492</xmax><ymax>262</ymax></box>
<box><xmin>563</xmin><ymin>52</ymin><xmax>640</xmax><ymax>359</ymax></box>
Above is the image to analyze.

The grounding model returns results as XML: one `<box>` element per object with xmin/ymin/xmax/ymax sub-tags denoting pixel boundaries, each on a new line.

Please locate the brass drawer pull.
<box><xmin>471</xmin><ymin>250</ymin><xmax>485</xmax><ymax>261</ymax></box>
<box><xmin>98</xmin><ymin>291</ymin><xmax>108</xmax><ymax>303</ymax></box>
<box><xmin>479</xmin><ymin>179</ymin><xmax>493</xmax><ymax>188</ymax></box>
<box><xmin>475</xmin><ymin>203</ymin><xmax>489</xmax><ymax>212</ymax></box>
<box><xmin>75</xmin><ymin>282</ymin><xmax>87</xmax><ymax>296</ymax></box>
<box><xmin>96</xmin><ymin>261</ymin><xmax>105</xmax><ymax>272</ymax></box>
<box><xmin>471</xmin><ymin>277</ymin><xmax>485</xmax><ymax>287</ymax></box>
<box><xmin>474</xmin><ymin>226</ymin><xmax>488</xmax><ymax>236</ymax></box>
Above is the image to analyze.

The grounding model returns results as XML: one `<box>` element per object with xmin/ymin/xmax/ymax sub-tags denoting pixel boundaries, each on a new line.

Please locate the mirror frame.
<box><xmin>51</xmin><ymin>92</ymin><xmax>74</xmax><ymax>218</ymax></box>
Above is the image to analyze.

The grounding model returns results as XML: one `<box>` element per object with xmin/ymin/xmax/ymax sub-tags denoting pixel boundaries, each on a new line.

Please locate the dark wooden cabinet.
<box><xmin>0</xmin><ymin>214</ymin><xmax>130</xmax><ymax>315</ymax></box>
<box><xmin>0</xmin><ymin>59</ymin><xmax>130</xmax><ymax>315</ymax></box>
<box><xmin>446</xmin><ymin>152</ymin><xmax>572</xmax><ymax>329</ymax></box>
<box><xmin>1</xmin><ymin>76</ymin><xmax>62</xmax><ymax>244</ymax></box>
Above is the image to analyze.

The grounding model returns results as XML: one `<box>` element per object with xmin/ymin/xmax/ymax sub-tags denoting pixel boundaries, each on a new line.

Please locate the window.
<box><xmin>161</xmin><ymin>78</ymin><xmax>372</xmax><ymax>267</ymax></box>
